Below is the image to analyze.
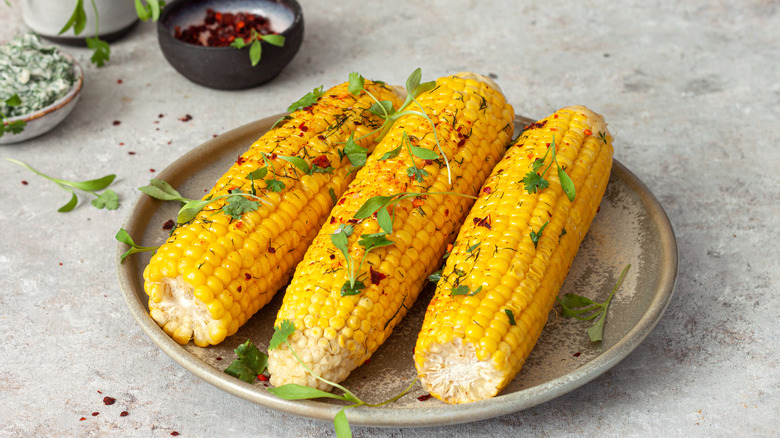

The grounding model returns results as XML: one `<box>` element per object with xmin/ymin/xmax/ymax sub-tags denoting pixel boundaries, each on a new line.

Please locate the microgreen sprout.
<box><xmin>347</xmin><ymin>69</ymin><xmax>453</xmax><ymax>184</ymax></box>
<box><xmin>266</xmin><ymin>320</ymin><xmax>417</xmax><ymax>438</ymax></box>
<box><xmin>0</xmin><ymin>94</ymin><xmax>26</xmax><ymax>138</ymax></box>
<box><xmin>558</xmin><ymin>263</ymin><xmax>631</xmax><ymax>342</ymax></box>
<box><xmin>115</xmin><ymin>228</ymin><xmax>159</xmax><ymax>262</ymax></box>
<box><xmin>230</xmin><ymin>31</ymin><xmax>286</xmax><ymax>66</ymax></box>
<box><xmin>139</xmin><ymin>178</ymin><xmax>271</xmax><ymax>224</ymax></box>
<box><xmin>6</xmin><ymin>157</ymin><xmax>118</xmax><ymax>212</ymax></box>
<box><xmin>521</xmin><ymin>136</ymin><xmax>576</xmax><ymax>202</ymax></box>
<box><xmin>60</xmin><ymin>0</ymin><xmax>164</xmax><ymax>67</ymax></box>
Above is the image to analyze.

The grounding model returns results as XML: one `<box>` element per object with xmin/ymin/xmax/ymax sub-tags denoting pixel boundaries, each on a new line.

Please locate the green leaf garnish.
<box><xmin>134</xmin><ymin>0</ymin><xmax>164</xmax><ymax>21</ymax></box>
<box><xmin>5</xmin><ymin>94</ymin><xmax>22</xmax><ymax>106</ymax></box>
<box><xmin>58</xmin><ymin>0</ymin><xmax>87</xmax><ymax>35</ymax></box>
<box><xmin>340</xmin><ymin>280</ymin><xmax>366</xmax><ymax>296</ymax></box>
<box><xmin>222</xmin><ymin>193</ymin><xmax>260</xmax><ymax>220</ymax></box>
<box><xmin>558</xmin><ymin>264</ymin><xmax>631</xmax><ymax>342</ymax></box>
<box><xmin>530</xmin><ymin>220</ymin><xmax>549</xmax><ymax>249</ymax></box>
<box><xmin>353</xmin><ymin>194</ymin><xmax>396</xmax><ymax>220</ymax></box>
<box><xmin>6</xmin><ymin>158</ymin><xmax>118</xmax><ymax>212</ymax></box>
<box><xmin>378</xmin><ymin>146</ymin><xmax>402</xmax><ymax>161</ymax></box>
<box><xmin>521</xmin><ymin>171</ymin><xmax>549</xmax><ymax>194</ymax></box>
<box><xmin>504</xmin><ymin>309</ymin><xmax>516</xmax><ymax>325</ymax></box>
<box><xmin>249</xmin><ymin>39</ymin><xmax>262</xmax><ymax>66</ymax></box>
<box><xmin>428</xmin><ymin>270</ymin><xmax>442</xmax><ymax>283</ymax></box>
<box><xmin>348</xmin><ymin>72</ymin><xmax>365</xmax><ymax>96</ymax></box>
<box><xmin>342</xmin><ymin>134</ymin><xmax>368</xmax><ymax>167</ymax></box>
<box><xmin>139</xmin><ymin>179</ymin><xmax>190</xmax><ymax>203</ymax></box>
<box><xmin>86</xmin><ymin>36</ymin><xmax>111</xmax><ymax>67</ymax></box>
<box><xmin>261</xmin><ymin>34</ymin><xmax>286</xmax><ymax>47</ymax></box>
<box><xmin>357</xmin><ymin>233</ymin><xmax>394</xmax><ymax>252</ymax></box>
<box><xmin>224</xmin><ymin>340</ymin><xmax>268</xmax><ymax>383</ymax></box>
<box><xmin>267</xmin><ymin>383</ymin><xmax>347</xmax><ymax>401</ymax></box>
<box><xmin>334</xmin><ymin>409</ymin><xmax>352</xmax><ymax>438</ymax></box>
<box><xmin>287</xmin><ymin>86</ymin><xmax>325</xmax><ymax>113</ymax></box>
<box><xmin>269</xmin><ymin>319</ymin><xmax>296</xmax><ymax>351</ymax></box>
<box><xmin>265</xmin><ymin>178</ymin><xmax>285</xmax><ymax>192</ymax></box>
<box><xmin>558</xmin><ymin>165</ymin><xmax>576</xmax><ymax>202</ymax></box>
<box><xmin>409</xmin><ymin>145</ymin><xmax>440</xmax><ymax>160</ymax></box>
<box><xmin>451</xmin><ymin>285</ymin><xmax>482</xmax><ymax>296</ymax></box>
<box><xmin>116</xmin><ymin>228</ymin><xmax>160</xmax><ymax>262</ymax></box>
<box><xmin>278</xmin><ymin>155</ymin><xmax>311</xmax><ymax>175</ymax></box>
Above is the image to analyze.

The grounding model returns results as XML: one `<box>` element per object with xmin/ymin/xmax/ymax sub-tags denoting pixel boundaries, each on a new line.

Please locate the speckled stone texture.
<box><xmin>1</xmin><ymin>0</ymin><xmax>777</xmax><ymax>436</ymax></box>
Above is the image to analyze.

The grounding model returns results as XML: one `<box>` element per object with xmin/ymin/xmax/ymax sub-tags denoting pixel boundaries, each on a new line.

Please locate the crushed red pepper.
<box><xmin>174</xmin><ymin>9</ymin><xmax>275</xmax><ymax>47</ymax></box>
<box><xmin>162</xmin><ymin>219</ymin><xmax>176</xmax><ymax>230</ymax></box>
<box><xmin>120</xmin><ymin>411</ymin><xmax>129</xmax><ymax>417</ymax></box>
<box><xmin>103</xmin><ymin>396</ymin><xmax>116</xmax><ymax>405</ymax></box>
<box><xmin>417</xmin><ymin>394</ymin><xmax>433</xmax><ymax>401</ymax></box>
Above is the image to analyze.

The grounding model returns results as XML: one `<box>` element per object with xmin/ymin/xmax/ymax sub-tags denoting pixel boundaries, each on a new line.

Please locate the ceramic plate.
<box><xmin>117</xmin><ymin>114</ymin><xmax>678</xmax><ymax>427</ymax></box>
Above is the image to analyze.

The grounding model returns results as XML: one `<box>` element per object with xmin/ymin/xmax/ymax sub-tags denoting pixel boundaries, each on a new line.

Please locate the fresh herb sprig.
<box><xmin>265</xmin><ymin>320</ymin><xmax>417</xmax><ymax>438</ymax></box>
<box><xmin>521</xmin><ymin>136</ymin><xmax>576</xmax><ymax>202</ymax></box>
<box><xmin>230</xmin><ymin>31</ymin><xmax>286</xmax><ymax>66</ymax></box>
<box><xmin>139</xmin><ymin>178</ymin><xmax>272</xmax><ymax>223</ymax></box>
<box><xmin>0</xmin><ymin>94</ymin><xmax>26</xmax><ymax>138</ymax></box>
<box><xmin>224</xmin><ymin>340</ymin><xmax>269</xmax><ymax>383</ymax></box>
<box><xmin>60</xmin><ymin>0</ymin><xmax>165</xmax><ymax>67</ymax></box>
<box><xmin>558</xmin><ymin>263</ymin><xmax>631</xmax><ymax>342</ymax></box>
<box><xmin>115</xmin><ymin>228</ymin><xmax>159</xmax><ymax>262</ymax></box>
<box><xmin>347</xmin><ymin>69</ymin><xmax>452</xmax><ymax>183</ymax></box>
<box><xmin>6</xmin><ymin>157</ymin><xmax>118</xmax><ymax>212</ymax></box>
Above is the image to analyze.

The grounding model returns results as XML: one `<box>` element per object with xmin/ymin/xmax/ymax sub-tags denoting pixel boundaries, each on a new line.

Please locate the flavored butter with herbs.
<box><xmin>0</xmin><ymin>33</ymin><xmax>76</xmax><ymax>118</ymax></box>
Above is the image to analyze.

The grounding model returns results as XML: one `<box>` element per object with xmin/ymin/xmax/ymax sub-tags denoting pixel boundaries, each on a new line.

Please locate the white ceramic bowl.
<box><xmin>0</xmin><ymin>53</ymin><xmax>83</xmax><ymax>145</ymax></box>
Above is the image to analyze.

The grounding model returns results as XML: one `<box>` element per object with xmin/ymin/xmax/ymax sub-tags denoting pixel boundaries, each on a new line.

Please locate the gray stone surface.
<box><xmin>1</xmin><ymin>0</ymin><xmax>778</xmax><ymax>436</ymax></box>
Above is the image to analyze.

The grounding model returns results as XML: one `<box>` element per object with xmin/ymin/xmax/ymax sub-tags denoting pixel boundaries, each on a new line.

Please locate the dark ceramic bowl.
<box><xmin>157</xmin><ymin>0</ymin><xmax>304</xmax><ymax>90</ymax></box>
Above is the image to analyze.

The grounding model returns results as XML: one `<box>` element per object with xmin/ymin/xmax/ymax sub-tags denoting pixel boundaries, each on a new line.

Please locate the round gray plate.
<box><xmin>117</xmin><ymin>114</ymin><xmax>678</xmax><ymax>427</ymax></box>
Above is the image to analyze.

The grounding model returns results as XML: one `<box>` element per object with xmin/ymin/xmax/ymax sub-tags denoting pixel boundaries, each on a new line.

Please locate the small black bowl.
<box><xmin>158</xmin><ymin>0</ymin><xmax>304</xmax><ymax>90</ymax></box>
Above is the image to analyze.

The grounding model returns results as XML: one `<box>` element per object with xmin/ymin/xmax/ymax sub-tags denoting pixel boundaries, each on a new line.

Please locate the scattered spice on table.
<box><xmin>21</xmin><ymin>180</ymin><xmax>28</xmax><ymax>185</ymax></box>
<box><xmin>162</xmin><ymin>219</ymin><xmax>175</xmax><ymax>230</ymax></box>
<box><xmin>79</xmin><ymin>417</ymin><xmax>86</xmax><ymax>421</ymax></box>
<box><xmin>113</xmin><ymin>120</ymin><xmax>121</xmax><ymax>126</ymax></box>
<box><xmin>103</xmin><ymin>396</ymin><xmax>116</xmax><ymax>405</ymax></box>
<box><xmin>120</xmin><ymin>411</ymin><xmax>129</xmax><ymax>417</ymax></box>
<box><xmin>417</xmin><ymin>394</ymin><xmax>432</xmax><ymax>401</ymax></box>
<box><xmin>174</xmin><ymin>9</ymin><xmax>274</xmax><ymax>47</ymax></box>
<box><xmin>91</xmin><ymin>412</ymin><xmax>99</xmax><ymax>416</ymax></box>
<box><xmin>179</xmin><ymin>114</ymin><xmax>192</xmax><ymax>122</ymax></box>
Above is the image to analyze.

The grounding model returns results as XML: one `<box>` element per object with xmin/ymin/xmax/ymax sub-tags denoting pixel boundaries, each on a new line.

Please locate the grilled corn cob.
<box><xmin>414</xmin><ymin>105</ymin><xmax>613</xmax><ymax>404</ymax></box>
<box><xmin>268</xmin><ymin>72</ymin><xmax>515</xmax><ymax>390</ymax></box>
<box><xmin>142</xmin><ymin>80</ymin><xmax>404</xmax><ymax>347</ymax></box>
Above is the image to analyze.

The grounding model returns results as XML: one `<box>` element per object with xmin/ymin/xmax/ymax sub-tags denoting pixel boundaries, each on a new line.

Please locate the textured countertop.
<box><xmin>1</xmin><ymin>1</ymin><xmax>778</xmax><ymax>437</ymax></box>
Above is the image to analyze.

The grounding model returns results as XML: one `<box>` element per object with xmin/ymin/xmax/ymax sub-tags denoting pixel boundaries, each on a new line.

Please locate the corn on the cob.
<box><xmin>267</xmin><ymin>72</ymin><xmax>515</xmax><ymax>390</ymax></box>
<box><xmin>142</xmin><ymin>80</ymin><xmax>404</xmax><ymax>347</ymax></box>
<box><xmin>414</xmin><ymin>105</ymin><xmax>613</xmax><ymax>404</ymax></box>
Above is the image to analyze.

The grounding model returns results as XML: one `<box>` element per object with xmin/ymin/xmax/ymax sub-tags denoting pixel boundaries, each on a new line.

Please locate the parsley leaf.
<box><xmin>265</xmin><ymin>178</ymin><xmax>285</xmax><ymax>192</ymax></box>
<box><xmin>341</xmin><ymin>279</ymin><xmax>366</xmax><ymax>296</ymax></box>
<box><xmin>348</xmin><ymin>72</ymin><xmax>365</xmax><ymax>95</ymax></box>
<box><xmin>91</xmin><ymin>189</ymin><xmax>119</xmax><ymax>210</ymax></box>
<box><xmin>224</xmin><ymin>340</ymin><xmax>268</xmax><ymax>383</ymax></box>
<box><xmin>222</xmin><ymin>193</ymin><xmax>260</xmax><ymax>220</ymax></box>
<box><xmin>521</xmin><ymin>171</ymin><xmax>549</xmax><ymax>194</ymax></box>
<box><xmin>287</xmin><ymin>86</ymin><xmax>324</xmax><ymax>113</ymax></box>
<box><xmin>86</xmin><ymin>36</ymin><xmax>111</xmax><ymax>67</ymax></box>
<box><xmin>268</xmin><ymin>319</ymin><xmax>296</xmax><ymax>351</ymax></box>
<box><xmin>357</xmin><ymin>233</ymin><xmax>394</xmax><ymax>252</ymax></box>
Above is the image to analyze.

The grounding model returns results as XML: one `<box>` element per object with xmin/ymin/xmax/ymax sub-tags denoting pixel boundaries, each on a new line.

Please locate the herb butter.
<box><xmin>0</xmin><ymin>33</ymin><xmax>76</xmax><ymax>118</ymax></box>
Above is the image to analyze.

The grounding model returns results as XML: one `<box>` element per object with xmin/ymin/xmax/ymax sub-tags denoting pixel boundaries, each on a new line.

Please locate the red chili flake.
<box><xmin>235</xmin><ymin>221</ymin><xmax>243</xmax><ymax>229</ymax></box>
<box><xmin>573</xmin><ymin>352</ymin><xmax>581</xmax><ymax>357</ymax></box>
<box><xmin>473</xmin><ymin>215</ymin><xmax>492</xmax><ymax>230</ymax></box>
<box><xmin>482</xmin><ymin>186</ymin><xmax>492</xmax><ymax>194</ymax></box>
<box><xmin>417</xmin><ymin>394</ymin><xmax>433</xmax><ymax>401</ymax></box>
<box><xmin>337</xmin><ymin>198</ymin><xmax>347</xmax><ymax>206</ymax></box>
<box><xmin>268</xmin><ymin>246</ymin><xmax>276</xmax><ymax>254</ymax></box>
<box><xmin>92</xmin><ymin>412</ymin><xmax>99</xmax><ymax>416</ymax></box>
<box><xmin>150</xmin><ymin>168</ymin><xmax>156</xmax><ymax>173</ymax></box>
<box><xmin>235</xmin><ymin>156</ymin><xmax>246</xmax><ymax>165</ymax></box>
<box><xmin>268</xmin><ymin>153</ymin><xmax>277</xmax><ymax>160</ymax></box>
<box><xmin>128</xmin><ymin>151</ymin><xmax>136</xmax><ymax>155</ymax></box>
<box><xmin>59</xmin><ymin>262</ymin><xmax>63</xmax><ymax>266</ymax></box>
<box><xmin>113</xmin><ymin>120</ymin><xmax>121</xmax><ymax>126</ymax></box>
<box><xmin>21</xmin><ymin>180</ymin><xmax>28</xmax><ymax>185</ymax></box>
<box><xmin>329</xmin><ymin>254</ymin><xmax>335</xmax><ymax>259</ymax></box>
<box><xmin>117</xmin><ymin>79</ymin><xmax>123</xmax><ymax>84</ymax></box>
<box><xmin>216</xmin><ymin>357</ymin><xmax>223</xmax><ymax>361</ymax></box>
<box><xmin>118</xmin><ymin>142</ymin><xmax>124</xmax><ymax>146</ymax></box>
<box><xmin>553</xmin><ymin>114</ymin><xmax>559</xmax><ymax>118</ymax></box>
<box><xmin>317</xmin><ymin>135</ymin><xmax>326</xmax><ymax>141</ymax></box>
<box><xmin>97</xmin><ymin>390</ymin><xmax>102</xmax><ymax>394</ymax></box>
<box><xmin>597</xmin><ymin>206</ymin><xmax>601</xmax><ymax>212</ymax></box>
<box><xmin>120</xmin><ymin>411</ymin><xmax>129</xmax><ymax>417</ymax></box>
<box><xmin>298</xmin><ymin>122</ymin><xmax>308</xmax><ymax>132</ymax></box>
<box><xmin>257</xmin><ymin>374</ymin><xmax>269</xmax><ymax>382</ymax></box>
<box><xmin>583</xmin><ymin>129</ymin><xmax>592</xmax><ymax>136</ymax></box>
<box><xmin>446</xmin><ymin>243</ymin><xmax>453</xmax><ymax>254</ymax></box>
<box><xmin>369</xmin><ymin>266</ymin><xmax>387</xmax><ymax>285</ymax></box>
<box><xmin>523</xmin><ymin>120</ymin><xmax>547</xmax><ymax>131</ymax></box>
<box><xmin>79</xmin><ymin>417</ymin><xmax>86</xmax><ymax>421</ymax></box>
<box><xmin>329</xmin><ymin>216</ymin><xmax>337</xmax><ymax>224</ymax></box>
<box><xmin>180</xmin><ymin>114</ymin><xmax>193</xmax><ymax>122</ymax></box>
<box><xmin>237</xmin><ymin>286</ymin><xmax>242</xmax><ymax>292</ymax></box>
<box><xmin>457</xmin><ymin>138</ymin><xmax>467</xmax><ymax>147</ymax></box>
<box><xmin>423</xmin><ymin>159</ymin><xmax>433</xmax><ymax>166</ymax></box>
<box><xmin>171</xmin><ymin>433</ymin><xmax>180</xmax><ymax>437</ymax></box>
<box><xmin>174</xmin><ymin>8</ymin><xmax>274</xmax><ymax>48</ymax></box>
<box><xmin>346</xmin><ymin>218</ymin><xmax>360</xmax><ymax>224</ymax></box>
<box><xmin>412</xmin><ymin>198</ymin><xmax>425</xmax><ymax>208</ymax></box>
<box><xmin>312</xmin><ymin>155</ymin><xmax>330</xmax><ymax>168</ymax></box>
<box><xmin>245</xmin><ymin>273</ymin><xmax>252</xmax><ymax>280</ymax></box>
<box><xmin>364</xmin><ymin>359</ymin><xmax>370</xmax><ymax>365</ymax></box>
<box><xmin>103</xmin><ymin>396</ymin><xmax>116</xmax><ymax>405</ymax></box>
<box><xmin>162</xmin><ymin>219</ymin><xmax>175</xmax><ymax>230</ymax></box>
<box><xmin>213</xmin><ymin>134</ymin><xmax>218</xmax><ymax>138</ymax></box>
<box><xmin>159</xmin><ymin>114</ymin><xmax>165</xmax><ymax>118</ymax></box>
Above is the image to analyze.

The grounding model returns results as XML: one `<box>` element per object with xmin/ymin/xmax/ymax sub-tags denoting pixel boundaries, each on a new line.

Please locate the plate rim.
<box><xmin>116</xmin><ymin>113</ymin><xmax>678</xmax><ymax>427</ymax></box>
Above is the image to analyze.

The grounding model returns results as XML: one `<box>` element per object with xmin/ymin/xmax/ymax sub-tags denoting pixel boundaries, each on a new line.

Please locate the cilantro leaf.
<box><xmin>247</xmin><ymin>167</ymin><xmax>269</xmax><ymax>180</ymax></box>
<box><xmin>343</xmin><ymin>134</ymin><xmax>368</xmax><ymax>167</ymax></box>
<box><xmin>409</xmin><ymin>146</ymin><xmax>440</xmax><ymax>160</ymax></box>
<box><xmin>522</xmin><ymin>171</ymin><xmax>549</xmax><ymax>194</ymax></box>
<box><xmin>406</xmin><ymin>166</ymin><xmax>428</xmax><ymax>182</ymax></box>
<box><xmin>224</xmin><ymin>340</ymin><xmax>268</xmax><ymax>383</ymax></box>
<box><xmin>265</xmin><ymin>178</ymin><xmax>285</xmax><ymax>192</ymax></box>
<box><xmin>369</xmin><ymin>100</ymin><xmax>395</xmax><ymax>117</ymax></box>
<box><xmin>86</xmin><ymin>36</ymin><xmax>111</xmax><ymax>67</ymax></box>
<box><xmin>348</xmin><ymin>72</ymin><xmax>365</xmax><ymax>95</ymax></box>
<box><xmin>222</xmin><ymin>194</ymin><xmax>260</xmax><ymax>220</ymax></box>
<box><xmin>269</xmin><ymin>319</ymin><xmax>296</xmax><ymax>351</ymax></box>
<box><xmin>376</xmin><ymin>206</ymin><xmax>393</xmax><ymax>234</ymax></box>
<box><xmin>278</xmin><ymin>155</ymin><xmax>310</xmax><ymax>175</ymax></box>
<box><xmin>427</xmin><ymin>270</ymin><xmax>442</xmax><ymax>283</ymax></box>
<box><xmin>357</xmin><ymin>233</ymin><xmax>394</xmax><ymax>252</ymax></box>
<box><xmin>287</xmin><ymin>86</ymin><xmax>324</xmax><ymax>113</ymax></box>
<box><xmin>177</xmin><ymin>199</ymin><xmax>212</xmax><ymax>223</ymax></box>
<box><xmin>330</xmin><ymin>223</ymin><xmax>354</xmax><ymax>264</ymax></box>
<box><xmin>353</xmin><ymin>194</ymin><xmax>396</xmax><ymax>220</ymax></box>
<box><xmin>91</xmin><ymin>189</ymin><xmax>119</xmax><ymax>210</ymax></box>
<box><xmin>58</xmin><ymin>0</ymin><xmax>87</xmax><ymax>35</ymax></box>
